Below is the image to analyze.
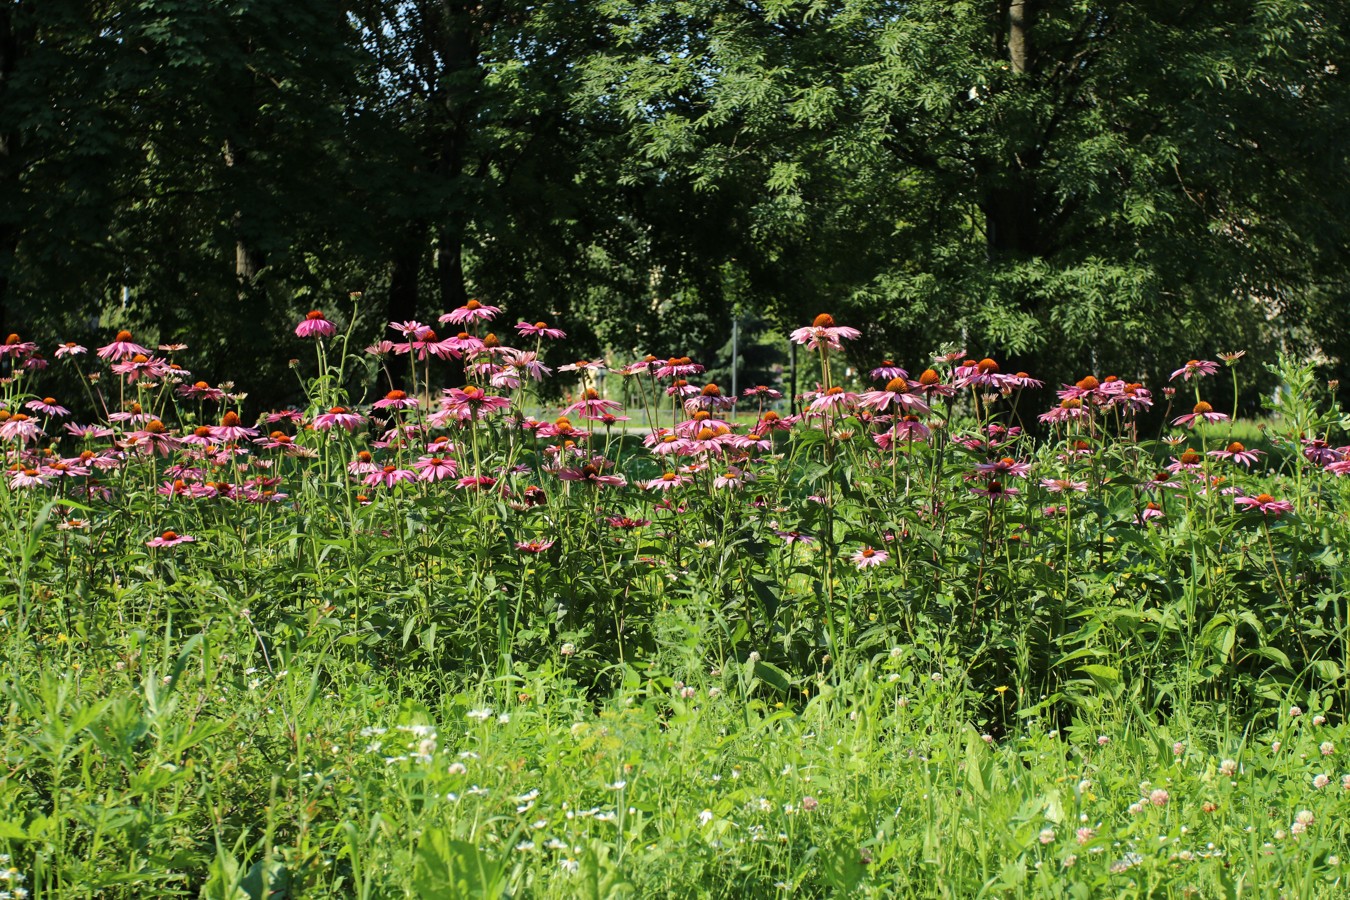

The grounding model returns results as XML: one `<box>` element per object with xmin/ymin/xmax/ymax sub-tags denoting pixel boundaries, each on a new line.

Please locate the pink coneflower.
<box><xmin>1302</xmin><ymin>438</ymin><xmax>1338</xmax><ymax>466</ymax></box>
<box><xmin>1170</xmin><ymin>359</ymin><xmax>1219</xmax><ymax>381</ymax></box>
<box><xmin>313</xmin><ymin>406</ymin><xmax>367</xmax><ymax>432</ymax></box>
<box><xmin>955</xmin><ymin>358</ymin><xmax>1013</xmax><ymax>390</ymax></box>
<box><xmin>1040</xmin><ymin>477</ymin><xmax>1087</xmax><ymax>493</ymax></box>
<box><xmin>685</xmin><ymin>383</ymin><xmax>737</xmax><ymax>412</ymax></box>
<box><xmin>1113</xmin><ymin>382</ymin><xmax>1153</xmax><ymax>412</ymax></box>
<box><xmin>1006</xmin><ymin>371</ymin><xmax>1044</xmax><ymax>390</ymax></box>
<box><xmin>441</xmin><ymin>331</ymin><xmax>485</xmax><ymax>356</ymax></box>
<box><xmin>41</xmin><ymin>459</ymin><xmax>91</xmax><ymax>479</ymax></box>
<box><xmin>1057</xmin><ymin>375</ymin><xmax>1110</xmax><ymax>404</ymax></box>
<box><xmin>502</xmin><ymin>349</ymin><xmax>551</xmax><ymax>381</ymax></box>
<box><xmin>789</xmin><ymin>314</ymin><xmax>861</xmax><ymax>352</ymax></box>
<box><xmin>0</xmin><ymin>333</ymin><xmax>37</xmax><ymax>359</ymax></box>
<box><xmin>63</xmin><ymin>423</ymin><xmax>114</xmax><ymax>440</ymax></box>
<box><xmin>751</xmin><ymin>410</ymin><xmax>794</xmax><ymax>436</ymax></box>
<box><xmin>413</xmin><ymin>454</ymin><xmax>458</xmax><ymax>482</ymax></box>
<box><xmin>559</xmin><ymin>358</ymin><xmax>608</xmax><ymax>375</ymax></box>
<box><xmin>1166</xmin><ymin>449</ymin><xmax>1206</xmax><ymax>473</ymax></box>
<box><xmin>858</xmin><ymin>377</ymin><xmax>930</xmax><ymax>414</ymax></box>
<box><xmin>653</xmin><ymin>356</ymin><xmax>704</xmax><ymax>379</ymax></box>
<box><xmin>713</xmin><ymin>467</ymin><xmax>755</xmax><ymax>489</ymax></box>
<box><xmin>644</xmin><ymin>471</ymin><xmax>691</xmax><ymax>491</ymax></box>
<box><xmin>911</xmin><ymin>368</ymin><xmax>956</xmax><ymax>399</ymax></box>
<box><xmin>96</xmin><ymin>330</ymin><xmax>151</xmax><ymax>361</ymax></box>
<box><xmin>177</xmin><ymin>381</ymin><xmax>227</xmax><ymax>402</ymax></box>
<box><xmin>870</xmin><ymin>361</ymin><xmax>908</xmax><ymax>381</ymax></box>
<box><xmin>255</xmin><ymin>432</ymin><xmax>314</xmax><ymax>458</ymax></box>
<box><xmin>440</xmin><ymin>298</ymin><xmax>501</xmax><ymax>325</ymax></box>
<box><xmin>438</xmin><ymin>386</ymin><xmax>511</xmax><ymax>422</ymax></box>
<box><xmin>388</xmin><ymin>319</ymin><xmax>427</xmax><ymax>336</ymax></box>
<box><xmin>1208</xmin><ymin>441</ymin><xmax>1264</xmax><ymax>467</ymax></box>
<box><xmin>742</xmin><ymin>385</ymin><xmax>783</xmax><ymax>401</ymax></box>
<box><xmin>266</xmin><ymin>408</ymin><xmax>305</xmax><ymax>424</ymax></box>
<box><xmin>7</xmin><ymin>466</ymin><xmax>47</xmax><ymax>488</ymax></box>
<box><xmin>1235</xmin><ymin>493</ymin><xmax>1293</xmax><ymax>516</ymax></box>
<box><xmin>295</xmin><ymin>311</ymin><xmax>337</xmax><ymax>339</ymax></box>
<box><xmin>516</xmin><ymin>539</ymin><xmax>556</xmax><ymax>553</ymax></box>
<box><xmin>373</xmin><ymin>389</ymin><xmax>419</xmax><ymax>411</ymax></box>
<box><xmin>874</xmin><ymin>416</ymin><xmax>931</xmax><ymax>449</ymax></box>
<box><xmin>1173</xmin><ymin>401</ymin><xmax>1229</xmax><ymax>428</ymax></box>
<box><xmin>774</xmin><ymin>529</ymin><xmax>816</xmax><ymax>545</ymax></box>
<box><xmin>971</xmin><ymin>481</ymin><xmax>1020</xmax><ymax>500</ymax></box>
<box><xmin>364</xmin><ymin>465</ymin><xmax>416</xmax><ymax>489</ymax></box>
<box><xmin>456</xmin><ymin>474</ymin><xmax>497</xmax><ymax>491</ymax></box>
<box><xmin>147</xmin><ymin>530</ymin><xmax>196</xmax><ymax>548</ymax></box>
<box><xmin>665</xmin><ymin>380</ymin><xmax>700</xmax><ymax>399</ymax></box>
<box><xmin>54</xmin><ymin>341</ymin><xmax>87</xmax><ymax>359</ymax></box>
<box><xmin>515</xmin><ymin>320</ymin><xmax>566</xmax><ymax>339</ymax></box>
<box><xmin>25</xmin><ymin>397</ymin><xmax>70</xmax><ymax>417</ymax></box>
<box><xmin>557</xmin><ymin>463</ymin><xmax>627</xmax><ymax>488</ymax></box>
<box><xmin>1135</xmin><ymin>501</ymin><xmax>1166</xmax><ymax>524</ymax></box>
<box><xmin>563</xmin><ymin>388</ymin><xmax>623</xmax><ymax>417</ymax></box>
<box><xmin>975</xmin><ymin>457</ymin><xmax>1032</xmax><ymax>478</ymax></box>
<box><xmin>1038</xmin><ymin>398</ymin><xmax>1086</xmax><ymax>424</ymax></box>
<box><xmin>0</xmin><ymin>413</ymin><xmax>42</xmax><ymax>443</ymax></box>
<box><xmin>347</xmin><ymin>451</ymin><xmax>379</xmax><ymax>475</ymax></box>
<box><xmin>852</xmin><ymin>546</ymin><xmax>889</xmax><ymax>569</ymax></box>
<box><xmin>111</xmin><ymin>354</ymin><xmax>171</xmax><ymax>384</ymax></box>
<box><xmin>607</xmin><ymin>515</ymin><xmax>650</xmax><ymax>529</ymax></box>
<box><xmin>807</xmin><ymin>386</ymin><xmax>859</xmax><ymax>413</ymax></box>
<box><xmin>126</xmin><ymin>420</ymin><xmax>180</xmax><ymax>456</ymax></box>
<box><xmin>680</xmin><ymin>425</ymin><xmax>736</xmax><ymax>457</ymax></box>
<box><xmin>209</xmin><ymin>411</ymin><xmax>259</xmax><ymax>443</ymax></box>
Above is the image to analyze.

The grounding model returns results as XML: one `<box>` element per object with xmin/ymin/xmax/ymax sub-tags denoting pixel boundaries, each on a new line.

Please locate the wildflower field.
<box><xmin>1</xmin><ymin>304</ymin><xmax>1349</xmax><ymax>898</ymax></box>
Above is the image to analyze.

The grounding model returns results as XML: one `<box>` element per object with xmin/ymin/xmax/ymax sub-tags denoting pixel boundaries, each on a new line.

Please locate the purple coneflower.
<box><xmin>210</xmin><ymin>411</ymin><xmax>259</xmax><ymax>443</ymax></box>
<box><xmin>516</xmin><ymin>539</ymin><xmax>556</xmax><ymax>553</ymax></box>
<box><xmin>870</xmin><ymin>361</ymin><xmax>908</xmax><ymax>381</ymax></box>
<box><xmin>643</xmin><ymin>472</ymin><xmax>691</xmax><ymax>491</ymax></box>
<box><xmin>975</xmin><ymin>457</ymin><xmax>1032</xmax><ymax>478</ymax></box>
<box><xmin>789</xmin><ymin>314</ymin><xmax>861</xmax><ymax>352</ymax></box>
<box><xmin>96</xmin><ymin>330</ymin><xmax>151</xmax><ymax>361</ymax></box>
<box><xmin>515</xmin><ymin>321</ymin><xmax>566</xmax><ymax>339</ymax></box>
<box><xmin>807</xmin><ymin>386</ymin><xmax>859</xmax><ymax>413</ymax></box>
<box><xmin>373</xmin><ymin>390</ymin><xmax>419</xmax><ymax>411</ymax></box>
<box><xmin>147</xmin><ymin>530</ymin><xmax>196</xmax><ymax>548</ymax></box>
<box><xmin>415</xmin><ymin>455</ymin><xmax>459</xmax><ymax>482</ymax></box>
<box><xmin>1169</xmin><ymin>359</ymin><xmax>1219</xmax><ymax>381</ymax></box>
<box><xmin>313</xmin><ymin>406</ymin><xmax>367</xmax><ymax>432</ymax></box>
<box><xmin>54</xmin><ymin>341</ymin><xmax>87</xmax><ymax>359</ymax></box>
<box><xmin>295</xmin><ymin>311</ymin><xmax>337</xmax><ymax>340</ymax></box>
<box><xmin>563</xmin><ymin>388</ymin><xmax>623</xmax><ymax>417</ymax></box>
<box><xmin>364</xmin><ymin>465</ymin><xmax>416</xmax><ymax>489</ymax></box>
<box><xmin>7</xmin><ymin>466</ymin><xmax>47</xmax><ymax>489</ymax></box>
<box><xmin>1208</xmin><ymin>441</ymin><xmax>1263</xmax><ymax>467</ymax></box>
<box><xmin>439</xmin><ymin>299</ymin><xmax>501</xmax><ymax>325</ymax></box>
<box><xmin>1039</xmin><ymin>478</ymin><xmax>1087</xmax><ymax>493</ymax></box>
<box><xmin>1172</xmin><ymin>401</ymin><xmax>1229</xmax><ymax>428</ymax></box>
<box><xmin>0</xmin><ymin>413</ymin><xmax>42</xmax><ymax>443</ymax></box>
<box><xmin>852</xmin><ymin>546</ymin><xmax>889</xmax><ymax>569</ymax></box>
<box><xmin>26</xmin><ymin>397</ymin><xmax>69</xmax><ymax>418</ymax></box>
<box><xmin>439</xmin><ymin>386</ymin><xmax>511</xmax><ymax>421</ymax></box>
<box><xmin>1235</xmin><ymin>493</ymin><xmax>1293</xmax><ymax>517</ymax></box>
<box><xmin>859</xmin><ymin>378</ymin><xmax>930</xmax><ymax>414</ymax></box>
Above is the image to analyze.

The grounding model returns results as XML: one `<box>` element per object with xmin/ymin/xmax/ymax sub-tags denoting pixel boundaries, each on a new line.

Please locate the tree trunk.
<box><xmin>0</xmin><ymin>3</ymin><xmax>31</xmax><ymax>336</ymax></box>
<box><xmin>223</xmin><ymin>138</ymin><xmax>266</xmax><ymax>290</ymax></box>
<box><xmin>436</xmin><ymin>220</ymin><xmax>467</xmax><ymax>313</ymax></box>
<box><xmin>1008</xmin><ymin>0</ymin><xmax>1033</xmax><ymax>75</ymax></box>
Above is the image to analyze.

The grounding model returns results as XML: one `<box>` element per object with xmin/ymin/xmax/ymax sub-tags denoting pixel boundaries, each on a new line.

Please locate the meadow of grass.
<box><xmin>0</xmin><ymin>310</ymin><xmax>1348</xmax><ymax>897</ymax></box>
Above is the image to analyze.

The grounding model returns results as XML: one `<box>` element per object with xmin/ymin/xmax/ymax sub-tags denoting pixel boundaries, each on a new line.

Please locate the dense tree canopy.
<box><xmin>2</xmin><ymin>0</ymin><xmax>1347</xmax><ymax>404</ymax></box>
